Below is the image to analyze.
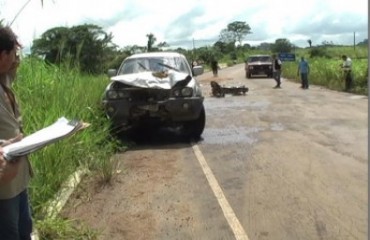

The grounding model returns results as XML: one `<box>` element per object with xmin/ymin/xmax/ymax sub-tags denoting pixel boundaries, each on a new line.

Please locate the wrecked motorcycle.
<box><xmin>210</xmin><ymin>81</ymin><xmax>249</xmax><ymax>97</ymax></box>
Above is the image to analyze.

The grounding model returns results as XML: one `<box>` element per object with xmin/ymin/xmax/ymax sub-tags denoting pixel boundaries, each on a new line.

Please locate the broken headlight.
<box><xmin>173</xmin><ymin>87</ymin><xmax>193</xmax><ymax>97</ymax></box>
<box><xmin>106</xmin><ymin>90</ymin><xmax>129</xmax><ymax>99</ymax></box>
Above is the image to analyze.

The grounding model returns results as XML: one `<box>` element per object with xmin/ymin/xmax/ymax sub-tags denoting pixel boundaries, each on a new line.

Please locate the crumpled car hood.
<box><xmin>111</xmin><ymin>70</ymin><xmax>192</xmax><ymax>89</ymax></box>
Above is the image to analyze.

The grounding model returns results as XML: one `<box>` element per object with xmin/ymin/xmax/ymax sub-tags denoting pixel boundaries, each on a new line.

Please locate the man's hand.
<box><xmin>0</xmin><ymin>148</ymin><xmax>6</xmax><ymax>180</ymax></box>
<box><xmin>0</xmin><ymin>158</ymin><xmax>20</xmax><ymax>184</ymax></box>
<box><xmin>0</xmin><ymin>135</ymin><xmax>23</xmax><ymax>184</ymax></box>
<box><xmin>0</xmin><ymin>134</ymin><xmax>23</xmax><ymax>147</ymax></box>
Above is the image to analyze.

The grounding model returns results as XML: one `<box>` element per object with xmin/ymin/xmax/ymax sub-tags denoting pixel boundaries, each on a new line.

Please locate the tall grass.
<box><xmin>294</xmin><ymin>45</ymin><xmax>368</xmax><ymax>59</ymax></box>
<box><xmin>13</xmin><ymin>57</ymin><xmax>120</xmax><ymax>230</ymax></box>
<box><xmin>282</xmin><ymin>58</ymin><xmax>368</xmax><ymax>95</ymax></box>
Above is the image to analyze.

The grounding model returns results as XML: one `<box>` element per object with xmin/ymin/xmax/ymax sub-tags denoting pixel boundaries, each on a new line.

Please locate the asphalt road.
<box><xmin>62</xmin><ymin>64</ymin><xmax>368</xmax><ymax>240</ymax></box>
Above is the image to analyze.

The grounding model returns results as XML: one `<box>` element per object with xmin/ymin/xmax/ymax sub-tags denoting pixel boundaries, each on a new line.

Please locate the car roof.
<box><xmin>127</xmin><ymin>52</ymin><xmax>185</xmax><ymax>59</ymax></box>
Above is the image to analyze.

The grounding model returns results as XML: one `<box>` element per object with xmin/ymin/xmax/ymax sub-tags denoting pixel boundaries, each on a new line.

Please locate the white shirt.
<box><xmin>342</xmin><ymin>57</ymin><xmax>352</xmax><ymax>71</ymax></box>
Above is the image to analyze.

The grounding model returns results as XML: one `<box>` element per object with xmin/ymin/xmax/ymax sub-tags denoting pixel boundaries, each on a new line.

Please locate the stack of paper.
<box><xmin>3</xmin><ymin>117</ymin><xmax>89</xmax><ymax>161</ymax></box>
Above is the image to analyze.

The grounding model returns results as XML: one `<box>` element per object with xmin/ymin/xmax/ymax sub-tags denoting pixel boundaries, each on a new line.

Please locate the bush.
<box><xmin>309</xmin><ymin>47</ymin><xmax>330</xmax><ymax>58</ymax></box>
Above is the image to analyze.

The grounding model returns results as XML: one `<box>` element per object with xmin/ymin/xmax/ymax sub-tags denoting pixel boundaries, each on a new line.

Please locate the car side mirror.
<box><xmin>192</xmin><ymin>66</ymin><xmax>204</xmax><ymax>76</ymax></box>
<box><xmin>107</xmin><ymin>69</ymin><xmax>117</xmax><ymax>77</ymax></box>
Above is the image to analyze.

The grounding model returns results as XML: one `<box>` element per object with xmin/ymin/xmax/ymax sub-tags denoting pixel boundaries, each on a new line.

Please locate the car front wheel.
<box><xmin>182</xmin><ymin>106</ymin><xmax>206</xmax><ymax>140</ymax></box>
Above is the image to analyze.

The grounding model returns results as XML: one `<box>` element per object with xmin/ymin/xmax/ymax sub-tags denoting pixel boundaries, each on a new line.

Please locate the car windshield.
<box><xmin>248</xmin><ymin>56</ymin><xmax>271</xmax><ymax>62</ymax></box>
<box><xmin>118</xmin><ymin>56</ymin><xmax>191</xmax><ymax>75</ymax></box>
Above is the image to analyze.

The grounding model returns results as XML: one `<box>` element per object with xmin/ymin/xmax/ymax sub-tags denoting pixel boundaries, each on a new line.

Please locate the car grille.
<box><xmin>127</xmin><ymin>88</ymin><xmax>171</xmax><ymax>102</ymax></box>
<box><xmin>253</xmin><ymin>65</ymin><xmax>271</xmax><ymax>70</ymax></box>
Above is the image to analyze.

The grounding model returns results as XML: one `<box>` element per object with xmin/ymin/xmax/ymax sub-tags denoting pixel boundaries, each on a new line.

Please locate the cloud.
<box><xmin>1</xmin><ymin>0</ymin><xmax>368</xmax><ymax>51</ymax></box>
<box><xmin>165</xmin><ymin>6</ymin><xmax>206</xmax><ymax>42</ymax></box>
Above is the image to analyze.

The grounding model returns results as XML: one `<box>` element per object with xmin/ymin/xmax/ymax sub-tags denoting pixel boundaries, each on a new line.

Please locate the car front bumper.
<box><xmin>103</xmin><ymin>96</ymin><xmax>204</xmax><ymax>127</ymax></box>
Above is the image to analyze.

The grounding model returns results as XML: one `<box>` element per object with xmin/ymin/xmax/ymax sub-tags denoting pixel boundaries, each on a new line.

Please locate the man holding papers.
<box><xmin>0</xmin><ymin>26</ymin><xmax>33</xmax><ymax>240</ymax></box>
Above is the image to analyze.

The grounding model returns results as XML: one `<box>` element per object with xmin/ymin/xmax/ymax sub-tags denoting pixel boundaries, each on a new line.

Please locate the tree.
<box><xmin>146</xmin><ymin>33</ymin><xmax>157</xmax><ymax>52</ymax></box>
<box><xmin>157</xmin><ymin>41</ymin><xmax>169</xmax><ymax>49</ymax></box>
<box><xmin>219</xmin><ymin>21</ymin><xmax>252</xmax><ymax>47</ymax></box>
<box><xmin>321</xmin><ymin>40</ymin><xmax>334</xmax><ymax>46</ymax></box>
<box><xmin>271</xmin><ymin>38</ymin><xmax>293</xmax><ymax>53</ymax></box>
<box><xmin>122</xmin><ymin>45</ymin><xmax>146</xmax><ymax>55</ymax></box>
<box><xmin>307</xmin><ymin>39</ymin><xmax>312</xmax><ymax>48</ymax></box>
<box><xmin>258</xmin><ymin>42</ymin><xmax>272</xmax><ymax>51</ymax></box>
<box><xmin>31</xmin><ymin>26</ymin><xmax>70</xmax><ymax>63</ymax></box>
<box><xmin>196</xmin><ymin>47</ymin><xmax>221</xmax><ymax>65</ymax></box>
<box><xmin>356</xmin><ymin>39</ymin><xmax>368</xmax><ymax>46</ymax></box>
<box><xmin>31</xmin><ymin>24</ymin><xmax>115</xmax><ymax>74</ymax></box>
<box><xmin>213</xmin><ymin>40</ymin><xmax>235</xmax><ymax>54</ymax></box>
<box><xmin>219</xmin><ymin>29</ymin><xmax>236</xmax><ymax>45</ymax></box>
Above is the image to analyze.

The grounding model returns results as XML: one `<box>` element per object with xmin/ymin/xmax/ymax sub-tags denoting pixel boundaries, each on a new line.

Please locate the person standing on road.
<box><xmin>297</xmin><ymin>56</ymin><xmax>310</xmax><ymax>89</ymax></box>
<box><xmin>0</xmin><ymin>26</ymin><xmax>34</xmax><ymax>240</ymax></box>
<box><xmin>341</xmin><ymin>55</ymin><xmax>353</xmax><ymax>92</ymax></box>
<box><xmin>211</xmin><ymin>60</ymin><xmax>219</xmax><ymax>77</ymax></box>
<box><xmin>272</xmin><ymin>54</ymin><xmax>282</xmax><ymax>88</ymax></box>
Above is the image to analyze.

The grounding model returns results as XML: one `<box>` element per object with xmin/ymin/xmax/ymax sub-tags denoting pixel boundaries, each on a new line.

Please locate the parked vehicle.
<box><xmin>245</xmin><ymin>55</ymin><xmax>273</xmax><ymax>78</ymax></box>
<box><xmin>102</xmin><ymin>52</ymin><xmax>206</xmax><ymax>139</ymax></box>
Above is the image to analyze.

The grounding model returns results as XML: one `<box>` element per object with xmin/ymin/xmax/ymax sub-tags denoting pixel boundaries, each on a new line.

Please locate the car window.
<box><xmin>247</xmin><ymin>56</ymin><xmax>271</xmax><ymax>62</ymax></box>
<box><xmin>259</xmin><ymin>56</ymin><xmax>271</xmax><ymax>62</ymax></box>
<box><xmin>118</xmin><ymin>59</ymin><xmax>136</xmax><ymax>74</ymax></box>
<box><xmin>146</xmin><ymin>58</ymin><xmax>162</xmax><ymax>72</ymax></box>
<box><xmin>248</xmin><ymin>57</ymin><xmax>257</xmax><ymax>62</ymax></box>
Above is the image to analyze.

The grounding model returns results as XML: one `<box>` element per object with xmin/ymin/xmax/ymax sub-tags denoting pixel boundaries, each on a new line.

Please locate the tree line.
<box><xmin>3</xmin><ymin>18</ymin><xmax>366</xmax><ymax>75</ymax></box>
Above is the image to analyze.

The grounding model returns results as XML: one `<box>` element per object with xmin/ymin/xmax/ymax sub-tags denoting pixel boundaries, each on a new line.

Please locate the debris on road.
<box><xmin>210</xmin><ymin>81</ymin><xmax>249</xmax><ymax>97</ymax></box>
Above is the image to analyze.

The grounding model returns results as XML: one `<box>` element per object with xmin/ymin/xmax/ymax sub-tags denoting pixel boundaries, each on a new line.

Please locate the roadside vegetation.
<box><xmin>270</xmin><ymin>46</ymin><xmax>368</xmax><ymax>95</ymax></box>
<box><xmin>15</xmin><ymin>57</ymin><xmax>120</xmax><ymax>239</ymax></box>
<box><xmin>282</xmin><ymin>55</ymin><xmax>368</xmax><ymax>95</ymax></box>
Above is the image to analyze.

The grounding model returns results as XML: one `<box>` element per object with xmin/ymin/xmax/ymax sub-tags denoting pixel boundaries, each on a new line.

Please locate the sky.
<box><xmin>0</xmin><ymin>0</ymin><xmax>368</xmax><ymax>53</ymax></box>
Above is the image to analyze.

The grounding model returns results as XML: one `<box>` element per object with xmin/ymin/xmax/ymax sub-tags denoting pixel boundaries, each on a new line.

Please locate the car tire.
<box><xmin>183</xmin><ymin>106</ymin><xmax>206</xmax><ymax>140</ymax></box>
<box><xmin>247</xmin><ymin>73</ymin><xmax>251</xmax><ymax>79</ymax></box>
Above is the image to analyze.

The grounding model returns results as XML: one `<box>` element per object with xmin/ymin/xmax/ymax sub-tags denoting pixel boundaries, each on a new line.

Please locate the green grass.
<box><xmin>288</xmin><ymin>45</ymin><xmax>368</xmax><ymax>94</ymax></box>
<box><xmin>282</xmin><ymin>58</ymin><xmax>368</xmax><ymax>95</ymax></box>
<box><xmin>35</xmin><ymin>217</ymin><xmax>99</xmax><ymax>240</ymax></box>
<box><xmin>13</xmin><ymin>57</ymin><xmax>121</xmax><ymax>238</ymax></box>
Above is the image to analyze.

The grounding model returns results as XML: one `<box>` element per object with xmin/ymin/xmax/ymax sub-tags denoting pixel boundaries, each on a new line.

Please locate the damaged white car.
<box><xmin>103</xmin><ymin>52</ymin><xmax>205</xmax><ymax>139</ymax></box>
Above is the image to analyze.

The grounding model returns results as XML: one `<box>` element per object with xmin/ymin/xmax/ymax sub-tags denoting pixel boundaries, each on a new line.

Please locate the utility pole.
<box><xmin>192</xmin><ymin>38</ymin><xmax>195</xmax><ymax>68</ymax></box>
<box><xmin>354</xmin><ymin>32</ymin><xmax>356</xmax><ymax>51</ymax></box>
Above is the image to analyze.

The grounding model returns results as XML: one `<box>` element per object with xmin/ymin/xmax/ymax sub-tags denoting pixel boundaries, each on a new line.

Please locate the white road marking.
<box><xmin>191</xmin><ymin>143</ymin><xmax>250</xmax><ymax>240</ymax></box>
